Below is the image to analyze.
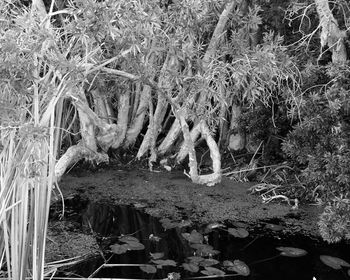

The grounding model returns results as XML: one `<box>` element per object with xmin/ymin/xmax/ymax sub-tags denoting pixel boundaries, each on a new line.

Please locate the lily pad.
<box><xmin>265</xmin><ymin>223</ymin><xmax>284</xmax><ymax>231</ymax></box>
<box><xmin>223</xmin><ymin>260</ymin><xmax>235</xmax><ymax>267</ymax></box>
<box><xmin>200</xmin><ymin>259</ymin><xmax>220</xmax><ymax>267</ymax></box>
<box><xmin>182</xmin><ymin>230</ymin><xmax>203</xmax><ymax>243</ymax></box>
<box><xmin>206</xmin><ymin>222</ymin><xmax>225</xmax><ymax>230</ymax></box>
<box><xmin>320</xmin><ymin>255</ymin><xmax>350</xmax><ymax>270</ymax></box>
<box><xmin>200</xmin><ymin>267</ymin><xmax>225</xmax><ymax>276</ymax></box>
<box><xmin>187</xmin><ymin>256</ymin><xmax>204</xmax><ymax>263</ymax></box>
<box><xmin>125</xmin><ymin>240</ymin><xmax>145</xmax><ymax>250</ymax></box>
<box><xmin>227</xmin><ymin>260</ymin><xmax>250</xmax><ymax>276</ymax></box>
<box><xmin>160</xmin><ymin>218</ymin><xmax>178</xmax><ymax>230</ymax></box>
<box><xmin>110</xmin><ymin>243</ymin><xmax>129</xmax><ymax>254</ymax></box>
<box><xmin>276</xmin><ymin>247</ymin><xmax>307</xmax><ymax>257</ymax></box>
<box><xmin>119</xmin><ymin>235</ymin><xmax>139</xmax><ymax>243</ymax></box>
<box><xmin>150</xmin><ymin>252</ymin><xmax>164</xmax><ymax>259</ymax></box>
<box><xmin>149</xmin><ymin>234</ymin><xmax>161</xmax><ymax>242</ymax></box>
<box><xmin>190</xmin><ymin>243</ymin><xmax>219</xmax><ymax>256</ymax></box>
<box><xmin>140</xmin><ymin>264</ymin><xmax>157</xmax><ymax>274</ymax></box>
<box><xmin>151</xmin><ymin>259</ymin><xmax>177</xmax><ymax>266</ymax></box>
<box><xmin>228</xmin><ymin>228</ymin><xmax>249</xmax><ymax>238</ymax></box>
<box><xmin>183</xmin><ymin>263</ymin><xmax>199</xmax><ymax>273</ymax></box>
<box><xmin>177</xmin><ymin>220</ymin><xmax>192</xmax><ymax>228</ymax></box>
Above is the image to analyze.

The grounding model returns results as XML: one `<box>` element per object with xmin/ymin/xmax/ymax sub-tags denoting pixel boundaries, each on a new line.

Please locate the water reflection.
<box><xmin>65</xmin><ymin>201</ymin><xmax>350</xmax><ymax>280</ymax></box>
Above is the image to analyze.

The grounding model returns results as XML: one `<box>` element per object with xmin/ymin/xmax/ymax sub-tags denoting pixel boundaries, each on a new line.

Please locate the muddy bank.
<box><xmin>54</xmin><ymin>165</ymin><xmax>323</xmax><ymax>237</ymax></box>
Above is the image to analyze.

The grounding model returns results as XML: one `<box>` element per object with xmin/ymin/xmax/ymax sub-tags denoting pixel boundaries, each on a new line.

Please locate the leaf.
<box><xmin>200</xmin><ymin>267</ymin><xmax>225</xmax><ymax>276</ymax></box>
<box><xmin>223</xmin><ymin>260</ymin><xmax>234</xmax><ymax>267</ymax></box>
<box><xmin>265</xmin><ymin>223</ymin><xmax>284</xmax><ymax>231</ymax></box>
<box><xmin>110</xmin><ymin>243</ymin><xmax>128</xmax><ymax>254</ymax></box>
<box><xmin>227</xmin><ymin>260</ymin><xmax>250</xmax><ymax>276</ymax></box>
<box><xmin>187</xmin><ymin>256</ymin><xmax>204</xmax><ymax>263</ymax></box>
<box><xmin>150</xmin><ymin>252</ymin><xmax>164</xmax><ymax>259</ymax></box>
<box><xmin>149</xmin><ymin>234</ymin><xmax>161</xmax><ymax>242</ymax></box>
<box><xmin>125</xmin><ymin>241</ymin><xmax>145</xmax><ymax>250</ymax></box>
<box><xmin>200</xmin><ymin>259</ymin><xmax>220</xmax><ymax>267</ymax></box>
<box><xmin>320</xmin><ymin>255</ymin><xmax>350</xmax><ymax>270</ymax></box>
<box><xmin>228</xmin><ymin>228</ymin><xmax>249</xmax><ymax>238</ymax></box>
<box><xmin>160</xmin><ymin>218</ymin><xmax>178</xmax><ymax>230</ymax></box>
<box><xmin>140</xmin><ymin>264</ymin><xmax>157</xmax><ymax>274</ymax></box>
<box><xmin>119</xmin><ymin>235</ymin><xmax>139</xmax><ymax>243</ymax></box>
<box><xmin>177</xmin><ymin>220</ymin><xmax>192</xmax><ymax>228</ymax></box>
<box><xmin>206</xmin><ymin>222</ymin><xmax>225</xmax><ymax>230</ymax></box>
<box><xmin>276</xmin><ymin>247</ymin><xmax>307</xmax><ymax>257</ymax></box>
<box><xmin>190</xmin><ymin>244</ymin><xmax>220</xmax><ymax>256</ymax></box>
<box><xmin>183</xmin><ymin>263</ymin><xmax>199</xmax><ymax>273</ymax></box>
<box><xmin>151</xmin><ymin>259</ymin><xmax>177</xmax><ymax>266</ymax></box>
<box><xmin>190</xmin><ymin>243</ymin><xmax>213</xmax><ymax>250</ymax></box>
<box><xmin>182</xmin><ymin>230</ymin><xmax>203</xmax><ymax>243</ymax></box>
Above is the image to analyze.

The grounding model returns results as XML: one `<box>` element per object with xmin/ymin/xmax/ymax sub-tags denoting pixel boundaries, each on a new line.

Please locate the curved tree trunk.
<box><xmin>176</xmin><ymin>110</ymin><xmax>221</xmax><ymax>186</ymax></box>
<box><xmin>55</xmin><ymin>87</ymin><xmax>122</xmax><ymax>180</ymax></box>
<box><xmin>176</xmin><ymin>121</ymin><xmax>202</xmax><ymax>163</ymax></box>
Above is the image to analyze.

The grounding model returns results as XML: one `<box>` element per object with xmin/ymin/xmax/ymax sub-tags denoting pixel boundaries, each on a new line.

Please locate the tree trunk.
<box><xmin>111</xmin><ymin>90</ymin><xmax>130</xmax><ymax>149</ymax></box>
<box><xmin>91</xmin><ymin>89</ymin><xmax>115</xmax><ymax>124</ymax></box>
<box><xmin>55</xmin><ymin>87</ymin><xmax>123</xmax><ymax>179</ymax></box>
<box><xmin>136</xmin><ymin>54</ymin><xmax>175</xmax><ymax>160</ymax></box>
<box><xmin>176</xmin><ymin>121</ymin><xmax>202</xmax><ymax>163</ymax></box>
<box><xmin>229</xmin><ymin>104</ymin><xmax>245</xmax><ymax>151</ymax></box>
<box><xmin>176</xmin><ymin>110</ymin><xmax>221</xmax><ymax>186</ymax></box>
<box><xmin>314</xmin><ymin>0</ymin><xmax>347</xmax><ymax>63</ymax></box>
<box><xmin>124</xmin><ymin>84</ymin><xmax>151</xmax><ymax>147</ymax></box>
<box><xmin>165</xmin><ymin>1</ymin><xmax>240</xmax><ymax>157</ymax></box>
<box><xmin>124</xmin><ymin>52</ymin><xmax>156</xmax><ymax>148</ymax></box>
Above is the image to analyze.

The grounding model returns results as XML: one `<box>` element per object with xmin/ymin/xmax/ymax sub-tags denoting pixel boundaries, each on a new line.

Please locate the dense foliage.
<box><xmin>1</xmin><ymin>2</ymin><xmax>350</xmax><ymax>268</ymax></box>
<box><xmin>282</xmin><ymin>63</ymin><xmax>350</xmax><ymax>202</ymax></box>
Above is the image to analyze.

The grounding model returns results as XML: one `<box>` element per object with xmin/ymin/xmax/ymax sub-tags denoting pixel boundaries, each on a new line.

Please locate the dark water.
<box><xmin>55</xmin><ymin>199</ymin><xmax>350</xmax><ymax>280</ymax></box>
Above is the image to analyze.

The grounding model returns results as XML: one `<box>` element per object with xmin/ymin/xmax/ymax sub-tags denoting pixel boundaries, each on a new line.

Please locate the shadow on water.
<box><xmin>55</xmin><ymin>198</ymin><xmax>350</xmax><ymax>280</ymax></box>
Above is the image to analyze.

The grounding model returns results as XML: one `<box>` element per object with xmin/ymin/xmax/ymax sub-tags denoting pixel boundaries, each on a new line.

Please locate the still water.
<box><xmin>57</xmin><ymin>200</ymin><xmax>350</xmax><ymax>280</ymax></box>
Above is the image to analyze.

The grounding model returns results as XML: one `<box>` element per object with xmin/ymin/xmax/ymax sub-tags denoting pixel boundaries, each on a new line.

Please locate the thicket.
<box><xmin>1</xmin><ymin>3</ymin><xmax>350</xmax><ymax>278</ymax></box>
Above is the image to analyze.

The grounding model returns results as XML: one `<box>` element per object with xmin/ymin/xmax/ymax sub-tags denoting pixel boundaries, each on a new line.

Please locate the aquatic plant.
<box><xmin>319</xmin><ymin>255</ymin><xmax>350</xmax><ymax>270</ymax></box>
<box><xmin>318</xmin><ymin>195</ymin><xmax>350</xmax><ymax>243</ymax></box>
<box><xmin>110</xmin><ymin>235</ymin><xmax>145</xmax><ymax>254</ymax></box>
<box><xmin>276</xmin><ymin>247</ymin><xmax>308</xmax><ymax>257</ymax></box>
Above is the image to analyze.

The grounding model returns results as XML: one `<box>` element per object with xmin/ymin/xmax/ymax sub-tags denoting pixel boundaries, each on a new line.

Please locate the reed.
<box><xmin>0</xmin><ymin>3</ymin><xmax>66</xmax><ymax>278</ymax></box>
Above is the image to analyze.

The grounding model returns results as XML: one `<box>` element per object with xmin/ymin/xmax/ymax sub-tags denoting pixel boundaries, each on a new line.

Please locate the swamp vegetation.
<box><xmin>1</xmin><ymin>0</ymin><xmax>350</xmax><ymax>279</ymax></box>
